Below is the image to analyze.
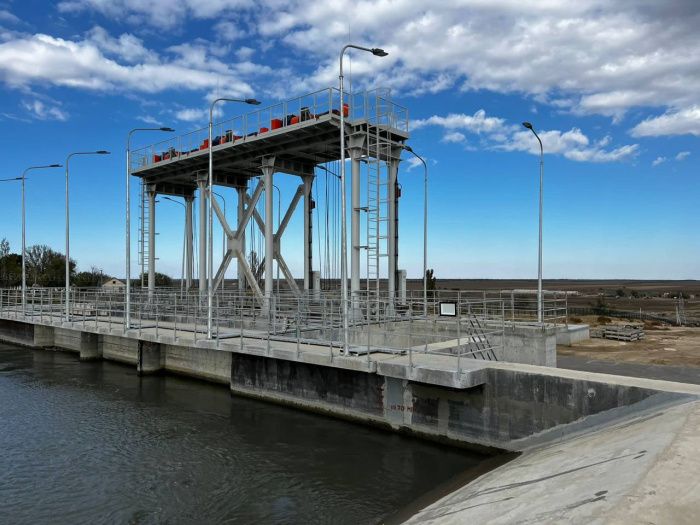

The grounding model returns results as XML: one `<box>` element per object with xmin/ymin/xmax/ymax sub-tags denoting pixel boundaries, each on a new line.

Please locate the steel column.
<box><xmin>303</xmin><ymin>176</ymin><xmax>313</xmax><ymax>292</ymax></box>
<box><xmin>387</xmin><ymin>158</ymin><xmax>399</xmax><ymax>301</ymax></box>
<box><xmin>196</xmin><ymin>174</ymin><xmax>207</xmax><ymax>294</ymax></box>
<box><xmin>349</xmin><ymin>142</ymin><xmax>363</xmax><ymax>298</ymax></box>
<box><xmin>185</xmin><ymin>195</ymin><xmax>194</xmax><ymax>289</ymax></box>
<box><xmin>237</xmin><ymin>186</ymin><xmax>247</xmax><ymax>291</ymax></box>
<box><xmin>261</xmin><ymin>157</ymin><xmax>275</xmax><ymax>309</ymax></box>
<box><xmin>147</xmin><ymin>185</ymin><xmax>156</xmax><ymax>299</ymax></box>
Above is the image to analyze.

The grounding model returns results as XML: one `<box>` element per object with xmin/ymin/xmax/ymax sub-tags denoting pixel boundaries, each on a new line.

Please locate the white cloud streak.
<box><xmin>416</xmin><ymin>109</ymin><xmax>638</xmax><ymax>163</ymax></box>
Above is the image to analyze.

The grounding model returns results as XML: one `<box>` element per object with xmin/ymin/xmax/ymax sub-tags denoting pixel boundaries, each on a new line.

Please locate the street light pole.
<box><xmin>339</xmin><ymin>43</ymin><xmax>388</xmax><ymax>355</ymax></box>
<box><xmin>208</xmin><ymin>97</ymin><xmax>260</xmax><ymax>338</ymax></box>
<box><xmin>522</xmin><ymin>122</ymin><xmax>544</xmax><ymax>324</ymax></box>
<box><xmin>400</xmin><ymin>145</ymin><xmax>428</xmax><ymax>317</ymax></box>
<box><xmin>126</xmin><ymin>127</ymin><xmax>174</xmax><ymax>330</ymax></box>
<box><xmin>65</xmin><ymin>151</ymin><xmax>110</xmax><ymax>322</ymax></box>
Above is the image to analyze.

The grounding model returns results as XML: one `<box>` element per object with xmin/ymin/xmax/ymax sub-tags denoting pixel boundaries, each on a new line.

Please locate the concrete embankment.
<box><xmin>1</xmin><ymin>316</ymin><xmax>698</xmax><ymax>522</ymax></box>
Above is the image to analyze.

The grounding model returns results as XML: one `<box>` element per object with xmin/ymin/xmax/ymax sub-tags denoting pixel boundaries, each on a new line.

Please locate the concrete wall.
<box><xmin>490</xmin><ymin>325</ymin><xmax>557</xmax><ymax>367</ymax></box>
<box><xmin>102</xmin><ymin>334</ymin><xmax>138</xmax><ymax>365</ymax></box>
<box><xmin>164</xmin><ymin>344</ymin><xmax>231</xmax><ymax>384</ymax></box>
<box><xmin>556</xmin><ymin>323</ymin><xmax>590</xmax><ymax>346</ymax></box>
<box><xmin>230</xmin><ymin>352</ymin><xmax>686</xmax><ymax>451</ymax></box>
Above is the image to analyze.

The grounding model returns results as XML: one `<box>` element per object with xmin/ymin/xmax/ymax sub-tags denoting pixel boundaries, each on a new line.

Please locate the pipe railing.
<box><xmin>0</xmin><ymin>287</ymin><xmax>505</xmax><ymax>369</ymax></box>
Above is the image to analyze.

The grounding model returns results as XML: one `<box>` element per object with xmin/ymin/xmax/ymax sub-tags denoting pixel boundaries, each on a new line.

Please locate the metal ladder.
<box><xmin>139</xmin><ymin>179</ymin><xmax>149</xmax><ymax>288</ymax></box>
<box><xmin>364</xmin><ymin>93</ymin><xmax>392</xmax><ymax>299</ymax></box>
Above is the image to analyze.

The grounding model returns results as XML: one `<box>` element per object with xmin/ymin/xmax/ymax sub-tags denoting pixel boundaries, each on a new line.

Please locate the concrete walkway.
<box><xmin>406</xmin><ymin>398</ymin><xmax>700</xmax><ymax>524</ymax></box>
<box><xmin>558</xmin><ymin>354</ymin><xmax>700</xmax><ymax>386</ymax></box>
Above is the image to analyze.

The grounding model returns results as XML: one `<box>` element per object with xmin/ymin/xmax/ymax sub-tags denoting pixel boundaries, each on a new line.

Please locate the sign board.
<box><xmin>439</xmin><ymin>302</ymin><xmax>457</xmax><ymax>317</ymax></box>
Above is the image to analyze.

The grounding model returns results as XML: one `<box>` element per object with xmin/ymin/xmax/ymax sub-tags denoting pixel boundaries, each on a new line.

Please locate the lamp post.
<box><xmin>126</xmin><ymin>127</ymin><xmax>174</xmax><ymax>330</ymax></box>
<box><xmin>339</xmin><ymin>43</ymin><xmax>388</xmax><ymax>355</ymax></box>
<box><xmin>522</xmin><ymin>122</ymin><xmax>544</xmax><ymax>324</ymax></box>
<box><xmin>65</xmin><ymin>151</ymin><xmax>111</xmax><ymax>322</ymax></box>
<box><xmin>161</xmin><ymin>196</ymin><xmax>187</xmax><ymax>296</ymax></box>
<box><xmin>400</xmin><ymin>145</ymin><xmax>428</xmax><ymax>317</ymax></box>
<box><xmin>208</xmin><ymin>97</ymin><xmax>260</xmax><ymax>338</ymax></box>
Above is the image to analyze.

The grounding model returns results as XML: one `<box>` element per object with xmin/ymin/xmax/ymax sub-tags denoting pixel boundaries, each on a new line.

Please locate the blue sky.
<box><xmin>0</xmin><ymin>0</ymin><xmax>698</xmax><ymax>280</ymax></box>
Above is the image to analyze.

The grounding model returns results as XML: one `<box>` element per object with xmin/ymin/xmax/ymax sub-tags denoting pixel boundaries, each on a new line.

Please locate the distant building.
<box><xmin>102</xmin><ymin>278</ymin><xmax>125</xmax><ymax>291</ymax></box>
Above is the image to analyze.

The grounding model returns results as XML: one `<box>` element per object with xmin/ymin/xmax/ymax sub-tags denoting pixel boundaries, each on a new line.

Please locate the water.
<box><xmin>0</xmin><ymin>343</ymin><xmax>488</xmax><ymax>524</ymax></box>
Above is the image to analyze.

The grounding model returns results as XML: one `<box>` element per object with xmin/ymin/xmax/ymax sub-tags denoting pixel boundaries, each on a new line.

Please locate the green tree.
<box><xmin>73</xmin><ymin>266</ymin><xmax>109</xmax><ymax>287</ymax></box>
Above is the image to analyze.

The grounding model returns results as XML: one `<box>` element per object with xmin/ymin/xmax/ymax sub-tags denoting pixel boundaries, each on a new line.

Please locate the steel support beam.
<box><xmin>387</xmin><ymin>157</ymin><xmax>399</xmax><ymax>304</ymax></box>
<box><xmin>348</xmin><ymin>135</ymin><xmax>365</xmax><ymax>299</ymax></box>
<box><xmin>196</xmin><ymin>173</ymin><xmax>208</xmax><ymax>294</ymax></box>
<box><xmin>237</xmin><ymin>186</ymin><xmax>247</xmax><ymax>291</ymax></box>
<box><xmin>261</xmin><ymin>157</ymin><xmax>275</xmax><ymax>310</ymax></box>
<box><xmin>185</xmin><ymin>195</ymin><xmax>194</xmax><ymax>290</ymax></box>
<box><xmin>147</xmin><ymin>184</ymin><xmax>156</xmax><ymax>300</ymax></box>
<box><xmin>303</xmin><ymin>175</ymin><xmax>313</xmax><ymax>292</ymax></box>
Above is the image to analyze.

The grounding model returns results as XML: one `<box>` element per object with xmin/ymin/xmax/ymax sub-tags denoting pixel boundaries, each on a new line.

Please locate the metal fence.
<box><xmin>0</xmin><ymin>287</ymin><xmax>506</xmax><ymax>370</ymax></box>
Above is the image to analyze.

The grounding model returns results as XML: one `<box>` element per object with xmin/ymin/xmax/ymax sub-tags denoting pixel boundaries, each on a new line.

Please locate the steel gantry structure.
<box><xmin>129</xmin><ymin>87</ymin><xmax>409</xmax><ymax>324</ymax></box>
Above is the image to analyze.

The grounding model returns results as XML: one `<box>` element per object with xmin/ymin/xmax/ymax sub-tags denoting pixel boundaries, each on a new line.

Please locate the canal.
<box><xmin>0</xmin><ymin>342</ymin><xmax>491</xmax><ymax>524</ymax></box>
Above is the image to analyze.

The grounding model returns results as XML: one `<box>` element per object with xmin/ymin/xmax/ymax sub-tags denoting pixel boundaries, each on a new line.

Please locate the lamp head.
<box><xmin>49</xmin><ymin>164</ymin><xmax>62</xmax><ymax>168</ymax></box>
<box><xmin>160</xmin><ymin>127</ymin><xmax>175</xmax><ymax>132</ymax></box>
<box><xmin>245</xmin><ymin>98</ymin><xmax>262</xmax><ymax>105</ymax></box>
<box><xmin>96</xmin><ymin>150</ymin><xmax>110</xmax><ymax>155</ymax></box>
<box><xmin>402</xmin><ymin>144</ymin><xmax>414</xmax><ymax>153</ymax></box>
<box><xmin>371</xmin><ymin>48</ymin><xmax>388</xmax><ymax>57</ymax></box>
<box><xmin>522</xmin><ymin>122</ymin><xmax>533</xmax><ymax>130</ymax></box>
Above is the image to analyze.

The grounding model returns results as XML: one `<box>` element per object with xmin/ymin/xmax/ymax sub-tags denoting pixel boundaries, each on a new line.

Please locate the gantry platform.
<box><xmin>129</xmin><ymin>87</ymin><xmax>410</xmax><ymax>195</ymax></box>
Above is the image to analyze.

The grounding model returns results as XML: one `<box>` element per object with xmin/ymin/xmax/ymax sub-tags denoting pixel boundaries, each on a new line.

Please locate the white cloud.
<box><xmin>0</xmin><ymin>9</ymin><xmax>19</xmax><ymax>24</ymax></box>
<box><xmin>21</xmin><ymin>99</ymin><xmax>68</xmax><ymax>121</ymax></box>
<box><xmin>630</xmin><ymin>106</ymin><xmax>700</xmax><ymax>137</ymax></box>
<box><xmin>413</xmin><ymin>110</ymin><xmax>506</xmax><ymax>134</ymax></box>
<box><xmin>138</xmin><ymin>115</ymin><xmax>163</xmax><ymax>126</ymax></box>
<box><xmin>174</xmin><ymin>108</ymin><xmax>207</xmax><ymax>122</ymax></box>
<box><xmin>442</xmin><ymin>131</ymin><xmax>466</xmax><ymax>143</ymax></box>
<box><xmin>676</xmin><ymin>151</ymin><xmax>690</xmax><ymax>161</ymax></box>
<box><xmin>0</xmin><ymin>32</ymin><xmax>255</xmax><ymax>96</ymax></box>
<box><xmin>214</xmin><ymin>20</ymin><xmax>245</xmax><ymax>42</ymax></box>
<box><xmin>417</xmin><ymin>109</ymin><xmax>638</xmax><ymax>163</ymax></box>
<box><xmin>58</xmin><ymin>0</ymin><xmax>254</xmax><ymax>29</ymax></box>
<box><xmin>404</xmin><ymin>156</ymin><xmax>426</xmax><ymax>171</ymax></box>
<box><xmin>652</xmin><ymin>156</ymin><xmax>666</xmax><ymax>167</ymax></box>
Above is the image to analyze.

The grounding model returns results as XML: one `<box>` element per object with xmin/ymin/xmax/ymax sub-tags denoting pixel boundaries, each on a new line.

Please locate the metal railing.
<box><xmin>130</xmin><ymin>87</ymin><xmax>410</xmax><ymax>171</ymax></box>
<box><xmin>0</xmin><ymin>287</ymin><xmax>504</xmax><ymax>372</ymax></box>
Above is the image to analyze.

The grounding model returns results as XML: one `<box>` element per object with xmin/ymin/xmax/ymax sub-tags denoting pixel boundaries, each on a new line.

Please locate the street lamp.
<box><xmin>400</xmin><ymin>145</ymin><xmax>428</xmax><ymax>317</ymax></box>
<box><xmin>65</xmin><ymin>150</ymin><xmax>110</xmax><ymax>322</ymax></box>
<box><xmin>522</xmin><ymin>121</ymin><xmax>544</xmax><ymax>324</ymax></box>
<box><xmin>339</xmin><ymin>43</ymin><xmax>388</xmax><ymax>355</ymax></box>
<box><xmin>208</xmin><ymin>97</ymin><xmax>260</xmax><ymax>338</ymax></box>
<box><xmin>126</xmin><ymin>127</ymin><xmax>174</xmax><ymax>330</ymax></box>
<box><xmin>161</xmin><ymin>196</ymin><xmax>187</xmax><ymax>296</ymax></box>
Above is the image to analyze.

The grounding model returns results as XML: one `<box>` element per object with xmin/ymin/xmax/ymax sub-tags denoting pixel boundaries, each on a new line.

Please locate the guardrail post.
<box><xmin>456</xmin><ymin>292</ymin><xmax>462</xmax><ymax>376</ymax></box>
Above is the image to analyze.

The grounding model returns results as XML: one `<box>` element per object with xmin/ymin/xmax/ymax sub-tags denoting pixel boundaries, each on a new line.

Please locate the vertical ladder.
<box><xmin>364</xmin><ymin>91</ymin><xmax>392</xmax><ymax>301</ymax></box>
<box><xmin>139</xmin><ymin>179</ymin><xmax>149</xmax><ymax>288</ymax></box>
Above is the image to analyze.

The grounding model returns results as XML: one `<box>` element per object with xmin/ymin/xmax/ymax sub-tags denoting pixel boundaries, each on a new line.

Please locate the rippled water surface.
<box><xmin>0</xmin><ymin>343</ymin><xmax>487</xmax><ymax>524</ymax></box>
